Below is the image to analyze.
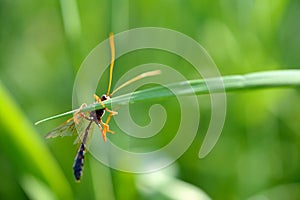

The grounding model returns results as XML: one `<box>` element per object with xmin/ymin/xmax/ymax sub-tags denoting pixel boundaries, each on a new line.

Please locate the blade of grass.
<box><xmin>89</xmin><ymin>157</ymin><xmax>115</xmax><ymax>200</ymax></box>
<box><xmin>59</xmin><ymin>0</ymin><xmax>81</xmax><ymax>41</ymax></box>
<box><xmin>0</xmin><ymin>81</ymin><xmax>73</xmax><ymax>200</ymax></box>
<box><xmin>35</xmin><ymin>69</ymin><xmax>300</xmax><ymax>125</ymax></box>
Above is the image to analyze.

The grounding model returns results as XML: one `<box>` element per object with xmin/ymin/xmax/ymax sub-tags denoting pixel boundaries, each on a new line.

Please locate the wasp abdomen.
<box><xmin>73</xmin><ymin>143</ymin><xmax>86</xmax><ymax>181</ymax></box>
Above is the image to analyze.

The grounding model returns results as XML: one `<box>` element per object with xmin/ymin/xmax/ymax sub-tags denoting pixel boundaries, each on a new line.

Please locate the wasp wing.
<box><xmin>45</xmin><ymin>111</ymin><xmax>97</xmax><ymax>150</ymax></box>
<box><xmin>45</xmin><ymin>117</ymin><xmax>77</xmax><ymax>139</ymax></box>
<box><xmin>73</xmin><ymin>121</ymin><xmax>95</xmax><ymax>146</ymax></box>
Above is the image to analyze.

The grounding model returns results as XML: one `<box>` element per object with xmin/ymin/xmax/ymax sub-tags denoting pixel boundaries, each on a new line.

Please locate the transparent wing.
<box><xmin>45</xmin><ymin>111</ymin><xmax>97</xmax><ymax>150</ymax></box>
<box><xmin>73</xmin><ymin>122</ymin><xmax>95</xmax><ymax>147</ymax></box>
<box><xmin>45</xmin><ymin>117</ymin><xmax>76</xmax><ymax>139</ymax></box>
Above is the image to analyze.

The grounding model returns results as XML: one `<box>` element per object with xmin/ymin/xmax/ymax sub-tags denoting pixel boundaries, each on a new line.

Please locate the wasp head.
<box><xmin>101</xmin><ymin>94</ymin><xmax>110</xmax><ymax>101</ymax></box>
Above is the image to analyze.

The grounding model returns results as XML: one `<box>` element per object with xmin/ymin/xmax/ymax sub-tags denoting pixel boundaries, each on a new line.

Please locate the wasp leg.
<box><xmin>100</xmin><ymin>109</ymin><xmax>119</xmax><ymax>140</ymax></box>
<box><xmin>105</xmin><ymin>108</ymin><xmax>118</xmax><ymax>116</ymax></box>
<box><xmin>104</xmin><ymin>108</ymin><xmax>118</xmax><ymax>132</ymax></box>
<box><xmin>93</xmin><ymin>94</ymin><xmax>105</xmax><ymax>108</ymax></box>
<box><xmin>92</xmin><ymin>119</ymin><xmax>107</xmax><ymax>141</ymax></box>
<box><xmin>74</xmin><ymin>103</ymin><xmax>88</xmax><ymax>124</ymax></box>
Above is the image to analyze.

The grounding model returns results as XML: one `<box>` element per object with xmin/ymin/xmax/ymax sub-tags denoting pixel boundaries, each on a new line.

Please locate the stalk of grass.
<box><xmin>35</xmin><ymin>69</ymin><xmax>300</xmax><ymax>125</ymax></box>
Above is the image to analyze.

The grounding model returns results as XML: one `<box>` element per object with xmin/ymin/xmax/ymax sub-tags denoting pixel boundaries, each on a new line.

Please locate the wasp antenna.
<box><xmin>110</xmin><ymin>70</ymin><xmax>161</xmax><ymax>97</ymax></box>
<box><xmin>107</xmin><ymin>32</ymin><xmax>115</xmax><ymax>96</ymax></box>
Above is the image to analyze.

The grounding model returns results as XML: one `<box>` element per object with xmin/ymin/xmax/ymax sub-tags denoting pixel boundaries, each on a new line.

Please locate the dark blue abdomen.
<box><xmin>73</xmin><ymin>143</ymin><xmax>85</xmax><ymax>181</ymax></box>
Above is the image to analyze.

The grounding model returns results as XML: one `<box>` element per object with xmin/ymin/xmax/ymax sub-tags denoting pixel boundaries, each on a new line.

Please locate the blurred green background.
<box><xmin>1</xmin><ymin>0</ymin><xmax>300</xmax><ymax>199</ymax></box>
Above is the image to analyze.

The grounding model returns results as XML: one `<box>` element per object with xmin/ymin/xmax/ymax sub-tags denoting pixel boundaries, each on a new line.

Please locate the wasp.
<box><xmin>44</xmin><ymin>33</ymin><xmax>160</xmax><ymax>181</ymax></box>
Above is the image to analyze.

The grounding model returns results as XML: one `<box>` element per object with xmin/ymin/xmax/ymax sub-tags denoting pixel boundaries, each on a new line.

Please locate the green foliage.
<box><xmin>1</xmin><ymin>0</ymin><xmax>300</xmax><ymax>200</ymax></box>
<box><xmin>0</xmin><ymin>81</ymin><xmax>72</xmax><ymax>200</ymax></box>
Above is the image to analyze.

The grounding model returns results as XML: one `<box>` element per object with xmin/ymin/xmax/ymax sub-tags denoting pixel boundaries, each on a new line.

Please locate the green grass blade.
<box><xmin>0</xmin><ymin>81</ymin><xmax>73</xmax><ymax>200</ymax></box>
<box><xmin>35</xmin><ymin>69</ymin><xmax>300</xmax><ymax>124</ymax></box>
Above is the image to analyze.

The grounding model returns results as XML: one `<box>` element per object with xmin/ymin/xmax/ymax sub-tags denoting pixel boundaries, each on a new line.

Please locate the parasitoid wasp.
<box><xmin>44</xmin><ymin>33</ymin><xmax>161</xmax><ymax>181</ymax></box>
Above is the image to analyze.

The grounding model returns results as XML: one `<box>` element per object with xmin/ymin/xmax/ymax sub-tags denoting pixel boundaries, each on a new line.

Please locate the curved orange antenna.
<box><xmin>107</xmin><ymin>32</ymin><xmax>115</xmax><ymax>95</ymax></box>
<box><xmin>110</xmin><ymin>70</ymin><xmax>161</xmax><ymax>97</ymax></box>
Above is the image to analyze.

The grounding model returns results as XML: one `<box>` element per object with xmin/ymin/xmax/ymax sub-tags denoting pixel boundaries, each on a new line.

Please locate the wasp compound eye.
<box><xmin>101</xmin><ymin>95</ymin><xmax>108</xmax><ymax>101</ymax></box>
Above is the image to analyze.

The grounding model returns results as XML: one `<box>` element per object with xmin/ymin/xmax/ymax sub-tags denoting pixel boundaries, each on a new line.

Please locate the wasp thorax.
<box><xmin>101</xmin><ymin>95</ymin><xmax>110</xmax><ymax>101</ymax></box>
